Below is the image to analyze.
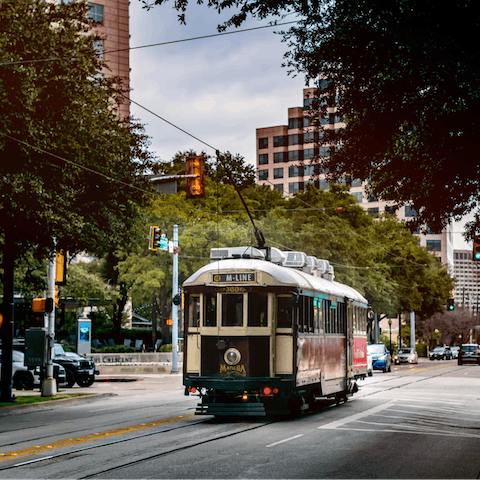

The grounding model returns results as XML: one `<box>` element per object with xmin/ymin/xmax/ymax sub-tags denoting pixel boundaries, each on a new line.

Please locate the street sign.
<box><xmin>159</xmin><ymin>237</ymin><xmax>168</xmax><ymax>251</ymax></box>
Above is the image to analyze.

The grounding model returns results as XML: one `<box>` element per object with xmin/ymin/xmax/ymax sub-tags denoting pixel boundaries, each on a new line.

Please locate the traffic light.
<box><xmin>55</xmin><ymin>250</ymin><xmax>68</xmax><ymax>285</ymax></box>
<box><xmin>473</xmin><ymin>236</ymin><xmax>480</xmax><ymax>261</ymax></box>
<box><xmin>149</xmin><ymin>226</ymin><xmax>161</xmax><ymax>251</ymax></box>
<box><xmin>447</xmin><ymin>298</ymin><xmax>455</xmax><ymax>311</ymax></box>
<box><xmin>32</xmin><ymin>298</ymin><xmax>54</xmax><ymax>313</ymax></box>
<box><xmin>185</xmin><ymin>155</ymin><xmax>205</xmax><ymax>198</ymax></box>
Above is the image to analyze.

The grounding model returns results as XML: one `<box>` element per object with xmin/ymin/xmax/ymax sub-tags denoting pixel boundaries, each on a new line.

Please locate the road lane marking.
<box><xmin>266</xmin><ymin>434</ymin><xmax>304</xmax><ymax>448</ymax></box>
<box><xmin>318</xmin><ymin>401</ymin><xmax>396</xmax><ymax>430</ymax></box>
<box><xmin>0</xmin><ymin>414</ymin><xmax>194</xmax><ymax>462</ymax></box>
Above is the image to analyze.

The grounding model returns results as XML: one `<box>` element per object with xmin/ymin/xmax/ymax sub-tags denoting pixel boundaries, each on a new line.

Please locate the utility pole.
<box><xmin>410</xmin><ymin>312</ymin><xmax>416</xmax><ymax>350</ymax></box>
<box><xmin>42</xmin><ymin>245</ymin><xmax>57</xmax><ymax>396</ymax></box>
<box><xmin>171</xmin><ymin>225</ymin><xmax>179</xmax><ymax>374</ymax></box>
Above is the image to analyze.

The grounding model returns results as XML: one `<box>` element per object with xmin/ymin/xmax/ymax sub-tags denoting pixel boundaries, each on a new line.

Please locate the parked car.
<box><xmin>367</xmin><ymin>344</ymin><xmax>392</xmax><ymax>372</ymax></box>
<box><xmin>457</xmin><ymin>344</ymin><xmax>480</xmax><ymax>365</ymax></box>
<box><xmin>53</xmin><ymin>344</ymin><xmax>98</xmax><ymax>387</ymax></box>
<box><xmin>451</xmin><ymin>346</ymin><xmax>460</xmax><ymax>359</ymax></box>
<box><xmin>394</xmin><ymin>347</ymin><xmax>419</xmax><ymax>364</ymax></box>
<box><xmin>1</xmin><ymin>350</ymin><xmax>66</xmax><ymax>390</ymax></box>
<box><xmin>429</xmin><ymin>346</ymin><xmax>453</xmax><ymax>360</ymax></box>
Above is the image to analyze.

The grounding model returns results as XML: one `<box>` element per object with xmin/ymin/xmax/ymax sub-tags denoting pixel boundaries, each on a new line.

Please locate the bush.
<box><xmin>159</xmin><ymin>344</ymin><xmax>172</xmax><ymax>352</ymax></box>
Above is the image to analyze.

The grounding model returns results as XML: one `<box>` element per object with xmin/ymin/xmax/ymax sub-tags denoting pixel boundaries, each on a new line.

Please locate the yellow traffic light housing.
<box><xmin>185</xmin><ymin>155</ymin><xmax>205</xmax><ymax>198</ymax></box>
<box><xmin>149</xmin><ymin>226</ymin><xmax>161</xmax><ymax>251</ymax></box>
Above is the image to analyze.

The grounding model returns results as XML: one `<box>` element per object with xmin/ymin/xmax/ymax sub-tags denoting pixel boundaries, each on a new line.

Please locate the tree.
<box><xmin>141</xmin><ymin>0</ymin><xmax>480</xmax><ymax>231</ymax></box>
<box><xmin>0</xmin><ymin>0</ymin><xmax>154</xmax><ymax>400</ymax></box>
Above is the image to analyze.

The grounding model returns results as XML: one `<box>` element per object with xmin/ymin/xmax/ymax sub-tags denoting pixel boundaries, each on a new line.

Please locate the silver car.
<box><xmin>394</xmin><ymin>347</ymin><xmax>418</xmax><ymax>364</ymax></box>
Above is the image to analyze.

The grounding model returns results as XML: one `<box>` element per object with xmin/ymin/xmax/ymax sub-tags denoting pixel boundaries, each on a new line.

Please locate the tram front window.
<box><xmin>248</xmin><ymin>293</ymin><xmax>268</xmax><ymax>327</ymax></box>
<box><xmin>204</xmin><ymin>293</ymin><xmax>217</xmax><ymax>326</ymax></box>
<box><xmin>222</xmin><ymin>294</ymin><xmax>243</xmax><ymax>326</ymax></box>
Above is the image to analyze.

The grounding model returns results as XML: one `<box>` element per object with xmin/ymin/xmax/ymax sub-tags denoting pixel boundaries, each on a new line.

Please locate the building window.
<box><xmin>274</xmin><ymin>168</ymin><xmax>284</xmax><ymax>179</ymax></box>
<box><xmin>405</xmin><ymin>205</ymin><xmax>417</xmax><ymax>217</ymax></box>
<box><xmin>274</xmin><ymin>183</ymin><xmax>284</xmax><ymax>193</ymax></box>
<box><xmin>289</xmin><ymin>182</ymin><xmax>303</xmax><ymax>194</ymax></box>
<box><xmin>88</xmin><ymin>3</ymin><xmax>104</xmax><ymax>24</ymax></box>
<box><xmin>258</xmin><ymin>137</ymin><xmax>268</xmax><ymax>149</ymax></box>
<box><xmin>288</xmin><ymin>134</ymin><xmax>303</xmax><ymax>146</ymax></box>
<box><xmin>304</xmin><ymin>148</ymin><xmax>315</xmax><ymax>160</ymax></box>
<box><xmin>258</xmin><ymin>154</ymin><xmax>268</xmax><ymax>165</ymax></box>
<box><xmin>352</xmin><ymin>192</ymin><xmax>362</xmax><ymax>203</ymax></box>
<box><xmin>351</xmin><ymin>178</ymin><xmax>362</xmax><ymax>188</ymax></box>
<box><xmin>258</xmin><ymin>170</ymin><xmax>268</xmax><ymax>181</ymax></box>
<box><xmin>288</xmin><ymin>118</ymin><xmax>302</xmax><ymax>129</ymax></box>
<box><xmin>304</xmin><ymin>131</ymin><xmax>319</xmax><ymax>144</ymax></box>
<box><xmin>289</xmin><ymin>165</ymin><xmax>304</xmax><ymax>178</ymax></box>
<box><xmin>274</xmin><ymin>135</ymin><xmax>286</xmax><ymax>147</ymax></box>
<box><xmin>93</xmin><ymin>39</ymin><xmax>104</xmax><ymax>60</ymax></box>
<box><xmin>274</xmin><ymin>152</ymin><xmax>286</xmax><ymax>163</ymax></box>
<box><xmin>288</xmin><ymin>150</ymin><xmax>302</xmax><ymax>162</ymax></box>
<box><xmin>368</xmin><ymin>207</ymin><xmax>379</xmax><ymax>216</ymax></box>
<box><xmin>427</xmin><ymin>240</ymin><xmax>441</xmax><ymax>252</ymax></box>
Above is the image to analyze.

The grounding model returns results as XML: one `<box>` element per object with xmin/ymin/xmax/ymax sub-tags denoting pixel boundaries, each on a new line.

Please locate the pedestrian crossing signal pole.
<box><xmin>171</xmin><ymin>224</ymin><xmax>179</xmax><ymax>374</ymax></box>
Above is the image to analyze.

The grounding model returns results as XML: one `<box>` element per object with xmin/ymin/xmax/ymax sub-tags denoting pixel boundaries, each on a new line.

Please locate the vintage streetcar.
<box><xmin>182</xmin><ymin>246</ymin><xmax>369</xmax><ymax>416</ymax></box>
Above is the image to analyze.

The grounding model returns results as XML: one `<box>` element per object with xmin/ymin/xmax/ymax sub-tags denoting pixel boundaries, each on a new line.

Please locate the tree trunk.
<box><xmin>151</xmin><ymin>292</ymin><xmax>157</xmax><ymax>348</ymax></box>
<box><xmin>112</xmin><ymin>282</ymin><xmax>128</xmax><ymax>344</ymax></box>
<box><xmin>1</xmin><ymin>232</ymin><xmax>16</xmax><ymax>401</ymax></box>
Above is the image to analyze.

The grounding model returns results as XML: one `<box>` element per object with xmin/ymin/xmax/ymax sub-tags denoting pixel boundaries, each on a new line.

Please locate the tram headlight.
<box><xmin>224</xmin><ymin>348</ymin><xmax>241</xmax><ymax>365</ymax></box>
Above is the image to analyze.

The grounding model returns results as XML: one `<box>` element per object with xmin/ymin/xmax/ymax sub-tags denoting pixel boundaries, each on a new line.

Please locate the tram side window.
<box><xmin>316</xmin><ymin>298</ymin><xmax>324</xmax><ymax>333</ymax></box>
<box><xmin>188</xmin><ymin>295</ymin><xmax>200</xmax><ymax>327</ymax></box>
<box><xmin>306</xmin><ymin>296</ymin><xmax>314</xmax><ymax>333</ymax></box>
<box><xmin>277</xmin><ymin>296</ymin><xmax>294</xmax><ymax>328</ymax></box>
<box><xmin>203</xmin><ymin>293</ymin><xmax>217</xmax><ymax>327</ymax></box>
<box><xmin>248</xmin><ymin>293</ymin><xmax>268</xmax><ymax>327</ymax></box>
<box><xmin>222</xmin><ymin>294</ymin><xmax>243</xmax><ymax>326</ymax></box>
<box><xmin>325</xmin><ymin>300</ymin><xmax>331</xmax><ymax>333</ymax></box>
<box><xmin>338</xmin><ymin>302</ymin><xmax>346</xmax><ymax>334</ymax></box>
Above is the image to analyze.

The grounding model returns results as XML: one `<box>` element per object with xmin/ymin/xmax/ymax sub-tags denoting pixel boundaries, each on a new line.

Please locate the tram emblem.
<box><xmin>219</xmin><ymin>364</ymin><xmax>247</xmax><ymax>376</ymax></box>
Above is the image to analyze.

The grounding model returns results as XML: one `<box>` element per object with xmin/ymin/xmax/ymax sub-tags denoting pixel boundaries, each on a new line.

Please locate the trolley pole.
<box><xmin>171</xmin><ymin>225</ymin><xmax>179</xmax><ymax>374</ymax></box>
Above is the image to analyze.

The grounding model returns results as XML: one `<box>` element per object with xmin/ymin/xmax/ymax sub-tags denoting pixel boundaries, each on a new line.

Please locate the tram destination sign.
<box><xmin>213</xmin><ymin>273</ymin><xmax>256</xmax><ymax>283</ymax></box>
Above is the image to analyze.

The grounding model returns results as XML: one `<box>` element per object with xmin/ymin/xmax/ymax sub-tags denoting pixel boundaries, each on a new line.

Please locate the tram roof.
<box><xmin>183</xmin><ymin>259</ymin><xmax>368</xmax><ymax>305</ymax></box>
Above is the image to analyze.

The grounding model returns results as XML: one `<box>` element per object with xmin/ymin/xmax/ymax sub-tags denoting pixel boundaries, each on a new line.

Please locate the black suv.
<box><xmin>457</xmin><ymin>344</ymin><xmax>480</xmax><ymax>365</ymax></box>
<box><xmin>54</xmin><ymin>344</ymin><xmax>99</xmax><ymax>387</ymax></box>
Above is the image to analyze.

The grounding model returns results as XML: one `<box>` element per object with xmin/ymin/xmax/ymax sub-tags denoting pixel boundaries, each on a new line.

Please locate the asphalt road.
<box><xmin>1</xmin><ymin>360</ymin><xmax>479</xmax><ymax>479</ymax></box>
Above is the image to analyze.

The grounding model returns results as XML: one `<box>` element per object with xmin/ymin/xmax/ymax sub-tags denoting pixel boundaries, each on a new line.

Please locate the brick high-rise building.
<box><xmin>59</xmin><ymin>0</ymin><xmax>130</xmax><ymax>118</ymax></box>
<box><xmin>256</xmin><ymin>87</ymin><xmax>454</xmax><ymax>269</ymax></box>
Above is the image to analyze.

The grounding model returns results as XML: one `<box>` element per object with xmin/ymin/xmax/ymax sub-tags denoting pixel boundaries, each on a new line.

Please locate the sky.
<box><xmin>129</xmin><ymin>1</ymin><xmax>307</xmax><ymax>167</ymax></box>
<box><xmin>128</xmin><ymin>1</ymin><xmax>471</xmax><ymax>250</ymax></box>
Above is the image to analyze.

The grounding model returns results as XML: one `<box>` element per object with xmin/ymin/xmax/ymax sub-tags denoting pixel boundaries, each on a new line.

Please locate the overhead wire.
<box><xmin>0</xmin><ymin>21</ymin><xmax>299</xmax><ymax>67</ymax></box>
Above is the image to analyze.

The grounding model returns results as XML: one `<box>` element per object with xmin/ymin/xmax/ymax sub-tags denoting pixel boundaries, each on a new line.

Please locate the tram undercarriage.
<box><xmin>186</xmin><ymin>376</ymin><xmax>359</xmax><ymax>417</ymax></box>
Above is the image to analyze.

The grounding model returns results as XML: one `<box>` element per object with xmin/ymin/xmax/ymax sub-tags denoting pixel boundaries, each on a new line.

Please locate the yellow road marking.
<box><xmin>0</xmin><ymin>414</ymin><xmax>194</xmax><ymax>462</ymax></box>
